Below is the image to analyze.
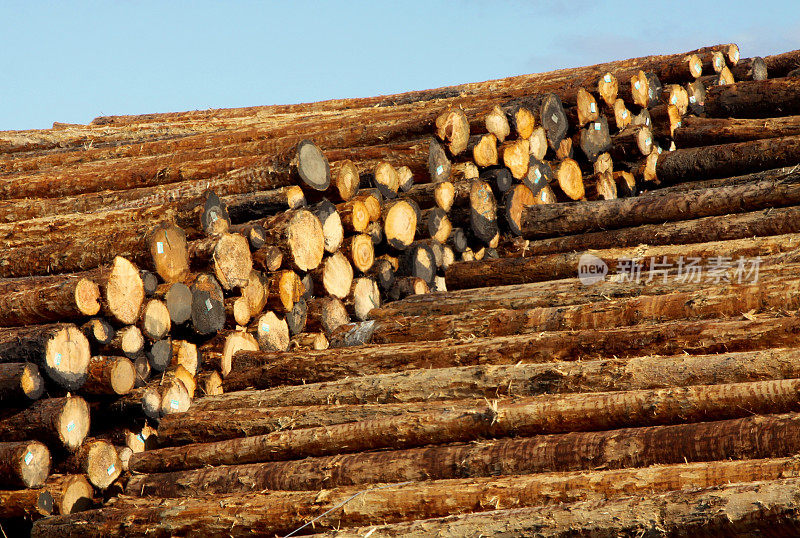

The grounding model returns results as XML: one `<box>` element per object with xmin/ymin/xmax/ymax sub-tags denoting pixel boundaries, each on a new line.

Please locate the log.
<box><xmin>129</xmin><ymin>411</ymin><xmax>800</xmax><ymax>499</ymax></box>
<box><xmin>156</xmin><ymin>376</ymin><xmax>800</xmax><ymax>446</ymax></box>
<box><xmin>80</xmin><ymin>318</ymin><xmax>114</xmax><ymax>346</ymax></box>
<box><xmin>225</xmin><ymin>296</ymin><xmax>251</xmax><ymax>327</ymax></box>
<box><xmin>0</xmin><ymin>488</ymin><xmax>53</xmax><ymax>520</ymax></box>
<box><xmin>435</xmin><ymin>108</ymin><xmax>470</xmax><ymax>155</ymax></box>
<box><xmin>146</xmin><ymin>338</ymin><xmax>172</xmax><ymax>372</ymax></box>
<box><xmin>196</xmin><ymin>347</ymin><xmax>800</xmax><ymax>410</ymax></box>
<box><xmin>254</xmin><ymin>311</ymin><xmax>290</xmax><ymax>352</ymax></box>
<box><xmin>610</xmin><ymin>124</ymin><xmax>652</xmax><ymax>160</ymax></box>
<box><xmin>499</xmin><ymin>138</ymin><xmax>530</xmax><ymax>179</ymax></box>
<box><xmin>577</xmin><ymin>117</ymin><xmax>612</xmax><ymax>162</ymax></box>
<box><xmin>285</xmin><ymin>297</ymin><xmax>307</xmax><ymax>335</ymax></box>
<box><xmin>704</xmin><ymin>77</ymin><xmax>800</xmax><ymax>118</ymax></box>
<box><xmin>674</xmin><ymin>114</ymin><xmax>800</xmax><ymax>147</ymax></box>
<box><xmin>45</xmin><ymin>474</ymin><xmax>93</xmax><ymax>516</ymax></box>
<box><xmin>764</xmin><ymin>49</ymin><xmax>800</xmax><ymax>77</ymax></box>
<box><xmin>155</xmin><ymin>282</ymin><xmax>192</xmax><ymax>325</ymax></box>
<box><xmin>196</xmin><ymin>370</ymin><xmax>223</xmax><ymax>397</ymax></box>
<box><xmin>222</xmin><ymin>185</ymin><xmax>306</xmax><ymax>222</ymax></box>
<box><xmin>189</xmin><ymin>273</ymin><xmax>226</xmax><ymax>335</ymax></box>
<box><xmin>415</xmin><ymin>207</ymin><xmax>451</xmax><ymax>243</ymax></box>
<box><xmin>246</xmin><ymin>209</ymin><xmax>325</xmax><ymax>271</ymax></box>
<box><xmin>469</xmin><ymin>133</ymin><xmax>498</xmax><ymax>167</ymax></box>
<box><xmin>290</xmin><ymin>332</ymin><xmax>328</xmax><ymax>351</ymax></box>
<box><xmin>140</xmin><ymin>299</ymin><xmax>171</xmax><ymax>340</ymax></box>
<box><xmin>310</xmin><ymin>251</ymin><xmax>354</xmax><ymax>300</ymax></box>
<box><xmin>515</xmin><ymin>205</ymin><xmax>800</xmax><ymax>257</ymax></box>
<box><xmin>447</xmin><ymin>233</ymin><xmax>800</xmax><ymax>289</ymax></box>
<box><xmin>119</xmin><ymin>460</ymin><xmax>800</xmax><ymax>536</ymax></box>
<box><xmin>345</xmin><ymin>277</ymin><xmax>381</xmax><ymax>321</ymax></box>
<box><xmin>206</xmin><ymin>331</ymin><xmax>257</xmax><ymax>377</ymax></box>
<box><xmin>305</xmin><ymin>296</ymin><xmax>350</xmax><ymax>336</ymax></box>
<box><xmin>80</xmin><ymin>356</ymin><xmax>136</xmax><ymax>396</ymax></box>
<box><xmin>0</xmin><ymin>324</ymin><xmax>90</xmax><ymax>391</ymax></box>
<box><xmin>654</xmin><ymin>134</ymin><xmax>800</xmax><ymax>184</ymax></box>
<box><xmin>0</xmin><ymin>362</ymin><xmax>45</xmax><ymax>403</ymax></box>
<box><xmin>518</xmin><ymin>170</ymin><xmax>800</xmax><ymax>239</ymax></box>
<box><xmin>729</xmin><ymin>56</ymin><xmax>768</xmax><ymax>81</ymax></box>
<box><xmin>0</xmin><ymin>441</ymin><xmax>50</xmax><ymax>489</ymax></box>
<box><xmin>382</xmin><ymin>199</ymin><xmax>418</xmax><ymax>250</ymax></box>
<box><xmin>189</xmin><ymin>233</ymin><xmax>253</xmax><ymax>290</ymax></box>
<box><xmin>502</xmin><ymin>184</ymin><xmax>536</xmax><ymax>236</ymax></box>
<box><xmin>0</xmin><ymin>275</ymin><xmax>100</xmax><ymax>327</ymax></box>
<box><xmin>305</xmin><ymin>479</ymin><xmax>800</xmax><ymax>537</ymax></box>
<box><xmin>225</xmin><ymin>314</ymin><xmax>800</xmax><ymax>389</ymax></box>
<box><xmin>340</xmin><ymin>234</ymin><xmax>374</xmax><ymax>274</ymax></box>
<box><xmin>59</xmin><ymin>439</ymin><xmax>121</xmax><ymax>490</ymax></box>
<box><xmin>266</xmin><ymin>269</ymin><xmax>304</xmax><ymax>313</ymax></box>
<box><xmin>336</xmin><ymin>199</ymin><xmax>369</xmax><ymax>234</ymax></box>
<box><xmin>0</xmin><ymin>396</ymin><xmax>89</xmax><ymax>452</ymax></box>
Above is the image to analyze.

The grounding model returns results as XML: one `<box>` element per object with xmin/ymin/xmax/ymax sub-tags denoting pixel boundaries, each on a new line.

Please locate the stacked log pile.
<box><xmin>2</xmin><ymin>42</ymin><xmax>800</xmax><ymax>536</ymax></box>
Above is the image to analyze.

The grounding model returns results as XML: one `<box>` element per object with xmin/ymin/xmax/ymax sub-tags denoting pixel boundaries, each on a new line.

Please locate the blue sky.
<box><xmin>2</xmin><ymin>1</ymin><xmax>798</xmax><ymax>130</ymax></box>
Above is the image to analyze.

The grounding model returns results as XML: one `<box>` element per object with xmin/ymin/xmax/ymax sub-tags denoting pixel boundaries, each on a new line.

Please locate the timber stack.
<box><xmin>1</xmin><ymin>43</ymin><xmax>800</xmax><ymax>536</ymax></box>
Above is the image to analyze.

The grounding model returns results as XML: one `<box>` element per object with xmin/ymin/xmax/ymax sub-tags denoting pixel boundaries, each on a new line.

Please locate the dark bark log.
<box><xmin>705</xmin><ymin>77</ymin><xmax>800</xmax><ymax>118</ymax></box>
<box><xmin>189</xmin><ymin>233</ymin><xmax>253</xmax><ymax>290</ymax></box>
<box><xmin>730</xmin><ymin>56</ymin><xmax>768</xmax><ymax>81</ymax></box>
<box><xmin>0</xmin><ymin>396</ymin><xmax>89</xmax><ymax>452</ymax></box>
<box><xmin>45</xmin><ymin>474</ymin><xmax>94</xmax><ymax>516</ymax></box>
<box><xmin>0</xmin><ymin>440</ymin><xmax>50</xmax><ymax>489</ymax></box>
<box><xmin>0</xmin><ymin>362</ymin><xmax>45</xmax><ymax>403</ymax></box>
<box><xmin>674</xmin><ymin>114</ymin><xmax>800</xmax><ymax>147</ymax></box>
<box><xmin>764</xmin><ymin>49</ymin><xmax>800</xmax><ymax>77</ymax></box>
<box><xmin>448</xmin><ymin>233</ymin><xmax>800</xmax><ymax>289</ymax></box>
<box><xmin>189</xmin><ymin>273</ymin><xmax>226</xmax><ymax>335</ymax></box>
<box><xmin>80</xmin><ymin>356</ymin><xmax>135</xmax><ymax>396</ymax></box>
<box><xmin>519</xmin><ymin>169</ymin><xmax>800</xmax><ymax>239</ymax></box>
<box><xmin>0</xmin><ymin>275</ymin><xmax>100</xmax><ymax>327</ymax></box>
<box><xmin>58</xmin><ymin>438</ymin><xmax>121</xmax><ymax>490</ymax></box>
<box><xmin>225</xmin><ymin>314</ymin><xmax>800</xmax><ymax>389</ymax></box>
<box><xmin>0</xmin><ymin>488</ymin><xmax>53</xmax><ymax>519</ymax></box>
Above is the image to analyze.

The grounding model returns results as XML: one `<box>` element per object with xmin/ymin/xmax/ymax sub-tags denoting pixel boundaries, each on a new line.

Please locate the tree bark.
<box><xmin>44</xmin><ymin>474</ymin><xmax>94</xmax><ymax>516</ymax></box>
<box><xmin>0</xmin><ymin>440</ymin><xmax>50</xmax><ymax>489</ymax></box>
<box><xmin>125</xmin><ymin>411</ymin><xmax>800</xmax><ymax>492</ymax></box>
<box><xmin>704</xmin><ymin>77</ymin><xmax>800</xmax><ymax>118</ymax></box>
<box><xmin>304</xmin><ymin>478</ymin><xmax>800</xmax><ymax>537</ymax></box>
<box><xmin>111</xmin><ymin>460</ymin><xmax>800</xmax><ymax>536</ymax></box>
<box><xmin>513</xmin><ymin>205</ymin><xmax>800</xmax><ymax>257</ymax></box>
<box><xmin>224</xmin><ymin>314</ymin><xmax>800</xmax><ymax>389</ymax></box>
<box><xmin>674</xmin><ymin>114</ymin><xmax>800</xmax><ymax>147</ymax></box>
<box><xmin>446</xmin><ymin>232</ymin><xmax>800</xmax><ymax>289</ymax></box>
<box><xmin>194</xmin><ymin>348</ymin><xmax>800</xmax><ymax>412</ymax></box>
<box><xmin>0</xmin><ymin>275</ymin><xmax>100</xmax><ymax>327</ymax></box>
<box><xmin>243</xmin><ymin>209</ymin><xmax>325</xmax><ymax>272</ymax></box>
<box><xmin>0</xmin><ymin>362</ymin><xmax>45</xmax><ymax>403</ymax></box>
<box><xmin>57</xmin><ymin>439</ymin><xmax>121</xmax><ymax>490</ymax></box>
<box><xmin>763</xmin><ymin>49</ymin><xmax>800</xmax><ymax>77</ymax></box>
<box><xmin>0</xmin><ymin>396</ymin><xmax>89</xmax><ymax>452</ymax></box>
<box><xmin>157</xmin><ymin>376</ymin><xmax>800</xmax><ymax>446</ymax></box>
<box><xmin>80</xmin><ymin>356</ymin><xmax>136</xmax><ymax>396</ymax></box>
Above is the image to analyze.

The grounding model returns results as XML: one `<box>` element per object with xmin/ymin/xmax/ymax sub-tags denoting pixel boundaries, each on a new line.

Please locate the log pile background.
<box><xmin>2</xmin><ymin>43</ymin><xmax>800</xmax><ymax>536</ymax></box>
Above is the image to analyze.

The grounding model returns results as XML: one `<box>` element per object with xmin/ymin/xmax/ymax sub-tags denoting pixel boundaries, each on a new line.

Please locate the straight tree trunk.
<box><xmin>520</xmin><ymin>168</ymin><xmax>800</xmax><ymax>239</ymax></box>
<box><xmin>0</xmin><ymin>396</ymin><xmax>89</xmax><ymax>452</ymax></box>
<box><xmin>124</xmin><ymin>411</ymin><xmax>800</xmax><ymax>493</ymax></box>
<box><xmin>674</xmin><ymin>114</ymin><xmax>800</xmax><ymax>147</ymax></box>
<box><xmin>224</xmin><ymin>314</ymin><xmax>800</xmax><ymax>389</ymax></box>
<box><xmin>114</xmin><ymin>459</ymin><xmax>800</xmax><ymax>536</ymax></box>
<box><xmin>305</xmin><ymin>479</ymin><xmax>800</xmax><ymax>537</ymax></box>
<box><xmin>704</xmin><ymin>77</ymin><xmax>800</xmax><ymax>118</ymax></box>
<box><xmin>446</xmin><ymin>232</ymin><xmax>800</xmax><ymax>289</ymax></box>
<box><xmin>0</xmin><ymin>276</ymin><xmax>100</xmax><ymax>326</ymax></box>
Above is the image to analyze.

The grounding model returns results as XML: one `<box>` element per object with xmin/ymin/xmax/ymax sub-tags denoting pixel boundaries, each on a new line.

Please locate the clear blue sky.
<box><xmin>2</xmin><ymin>1</ymin><xmax>798</xmax><ymax>130</ymax></box>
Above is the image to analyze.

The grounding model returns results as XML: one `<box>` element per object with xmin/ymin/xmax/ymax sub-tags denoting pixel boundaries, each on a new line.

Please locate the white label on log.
<box><xmin>156</xmin><ymin>242</ymin><xmax>164</xmax><ymax>254</ymax></box>
<box><xmin>621</xmin><ymin>111</ymin><xmax>628</xmax><ymax>119</ymax></box>
<box><xmin>436</xmin><ymin>165</ymin><xmax>443</xmax><ymax>176</ymax></box>
<box><xmin>645</xmin><ymin>118</ymin><xmax>650</xmax><ymax>126</ymax></box>
<box><xmin>24</xmin><ymin>451</ymin><xmax>33</xmax><ymax>465</ymax></box>
<box><xmin>671</xmin><ymin>95</ymin><xmax>678</xmax><ymax>104</ymax></box>
<box><xmin>138</xmin><ymin>433</ymin><xmax>146</xmax><ymax>443</ymax></box>
<box><xmin>589</xmin><ymin>103</ymin><xmax>596</xmax><ymax>113</ymax></box>
<box><xmin>541</xmin><ymin>191</ymin><xmax>548</xmax><ymax>201</ymax></box>
<box><xmin>210</xmin><ymin>211</ymin><xmax>218</xmax><ymax>222</ymax></box>
<box><xmin>205</xmin><ymin>299</ymin><xmax>213</xmax><ymax>311</ymax></box>
<box><xmin>634</xmin><ymin>81</ymin><xmax>641</xmax><ymax>90</ymax></box>
<box><xmin>170</xmin><ymin>399</ymin><xmax>179</xmax><ymax>410</ymax></box>
<box><xmin>54</xmin><ymin>353</ymin><xmax>61</xmax><ymax>366</ymax></box>
<box><xmin>534</xmin><ymin>169</ymin><xmax>541</xmax><ymax>180</ymax></box>
<box><xmin>67</xmin><ymin>422</ymin><xmax>75</xmax><ymax>432</ymax></box>
<box><xmin>645</xmin><ymin>137</ymin><xmax>652</xmax><ymax>146</ymax></box>
<box><xmin>551</xmin><ymin>114</ymin><xmax>558</xmax><ymax>123</ymax></box>
<box><xmin>261</xmin><ymin>323</ymin><xmax>270</xmax><ymax>333</ymax></box>
<box><xmin>676</xmin><ymin>121</ymin><xmax>682</xmax><ymax>128</ymax></box>
<box><xmin>689</xmin><ymin>95</ymin><xmax>696</xmax><ymax>104</ymax></box>
<box><xmin>604</xmin><ymin>74</ymin><xmax>612</xmax><ymax>83</ymax></box>
<box><xmin>658</xmin><ymin>147</ymin><xmax>663</xmax><ymax>154</ymax></box>
<box><xmin>594</xmin><ymin>123</ymin><xmax>601</xmax><ymax>131</ymax></box>
<box><xmin>715</xmin><ymin>57</ymin><xmax>723</xmax><ymax>69</ymax></box>
<box><xmin>107</xmin><ymin>464</ymin><xmax>116</xmax><ymax>476</ymax></box>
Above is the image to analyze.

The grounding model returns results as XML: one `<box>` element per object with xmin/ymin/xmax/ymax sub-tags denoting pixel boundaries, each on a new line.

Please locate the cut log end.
<box><xmin>46</xmin><ymin>325</ymin><xmax>91</xmax><ymax>391</ymax></box>
<box><xmin>349</xmin><ymin>277</ymin><xmax>381</xmax><ymax>321</ymax></box>
<box><xmin>57</xmin><ymin>397</ymin><xmax>90</xmax><ymax>452</ymax></box>
<box><xmin>148</xmin><ymin>224</ymin><xmax>189</xmax><ymax>284</ymax></box>
<box><xmin>436</xmin><ymin>108</ymin><xmax>470</xmax><ymax>155</ymax></box>
<box><xmin>269</xmin><ymin>270</ymin><xmax>304</xmax><ymax>313</ymax></box>
<box><xmin>4</xmin><ymin>441</ymin><xmax>50</xmax><ymax>488</ymax></box>
<box><xmin>18</xmin><ymin>363</ymin><xmax>45</xmax><ymax>401</ymax></box>
<box><xmin>220</xmin><ymin>331</ymin><xmax>258</xmax><ymax>377</ymax></box>
<box><xmin>295</xmin><ymin>140</ymin><xmax>331</xmax><ymax>191</ymax></box>
<box><xmin>317</xmin><ymin>251</ymin><xmax>354</xmax><ymax>300</ymax></box>
<box><xmin>163</xmin><ymin>283</ymin><xmax>192</xmax><ymax>325</ymax></box>
<box><xmin>212</xmin><ymin>233</ymin><xmax>253</xmax><ymax>290</ymax></box>
<box><xmin>332</xmin><ymin>160</ymin><xmax>360</xmax><ymax>201</ymax></box>
<box><xmin>485</xmin><ymin>105</ymin><xmax>511</xmax><ymax>142</ymax></box>
<box><xmin>47</xmin><ymin>475</ymin><xmax>93</xmax><ymax>515</ymax></box>
<box><xmin>384</xmin><ymin>200</ymin><xmax>418</xmax><ymax>250</ymax></box>
<box><xmin>435</xmin><ymin>182</ymin><xmax>455</xmax><ymax>212</ymax></box>
<box><xmin>142</xmin><ymin>299</ymin><xmax>171</xmax><ymax>341</ymax></box>
<box><xmin>256</xmin><ymin>312</ymin><xmax>290</xmax><ymax>352</ymax></box>
<box><xmin>307</xmin><ymin>297</ymin><xmax>350</xmax><ymax>335</ymax></box>
<box><xmin>346</xmin><ymin>234</ymin><xmax>376</xmax><ymax>274</ymax></box>
<box><xmin>504</xmin><ymin>184</ymin><xmax>536</xmax><ymax>236</ymax></box>
<box><xmin>286</xmin><ymin>209</ymin><xmax>326</xmax><ymax>271</ymax></box>
<box><xmin>74</xmin><ymin>279</ymin><xmax>101</xmax><ymax>317</ymax></box>
<box><xmin>597</xmin><ymin>72</ymin><xmax>618</xmax><ymax>106</ymax></box>
<box><xmin>105</xmin><ymin>256</ymin><xmax>145</xmax><ymax>326</ymax></box>
<box><xmin>556</xmin><ymin>158</ymin><xmax>585</xmax><ymax>200</ymax></box>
